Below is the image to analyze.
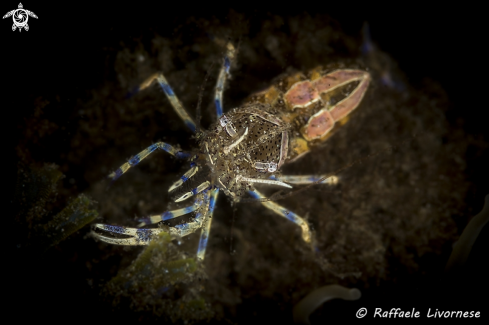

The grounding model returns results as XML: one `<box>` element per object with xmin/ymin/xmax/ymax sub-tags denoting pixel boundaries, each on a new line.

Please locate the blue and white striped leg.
<box><xmin>214</xmin><ymin>43</ymin><xmax>236</xmax><ymax>118</ymax></box>
<box><xmin>137</xmin><ymin>72</ymin><xmax>197</xmax><ymax>132</ymax></box>
<box><xmin>174</xmin><ymin>181</ymin><xmax>211</xmax><ymax>203</ymax></box>
<box><xmin>247</xmin><ymin>189</ymin><xmax>312</xmax><ymax>243</ymax></box>
<box><xmin>92</xmin><ymin>191</ymin><xmax>212</xmax><ymax>245</ymax></box>
<box><xmin>92</xmin><ymin>218</ymin><xmax>205</xmax><ymax>245</ymax></box>
<box><xmin>169</xmin><ymin>165</ymin><xmax>199</xmax><ymax>192</ymax></box>
<box><xmin>272</xmin><ymin>175</ymin><xmax>339</xmax><ymax>185</ymax></box>
<box><xmin>196</xmin><ymin>187</ymin><xmax>219</xmax><ymax>260</ymax></box>
<box><xmin>92</xmin><ymin>224</ymin><xmax>165</xmax><ymax>245</ymax></box>
<box><xmin>137</xmin><ymin>200</ymin><xmax>204</xmax><ymax>227</ymax></box>
<box><xmin>108</xmin><ymin>142</ymin><xmax>190</xmax><ymax>182</ymax></box>
<box><xmin>172</xmin><ymin>188</ymin><xmax>212</xmax><ymax>237</ymax></box>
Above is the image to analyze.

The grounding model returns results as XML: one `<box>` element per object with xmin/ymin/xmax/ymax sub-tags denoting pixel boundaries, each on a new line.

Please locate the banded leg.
<box><xmin>248</xmin><ymin>189</ymin><xmax>312</xmax><ymax>243</ymax></box>
<box><xmin>136</xmin><ymin>72</ymin><xmax>197</xmax><ymax>133</ymax></box>
<box><xmin>92</xmin><ymin>224</ymin><xmax>165</xmax><ymax>245</ymax></box>
<box><xmin>214</xmin><ymin>43</ymin><xmax>236</xmax><ymax>118</ymax></box>
<box><xmin>92</xmin><ymin>218</ymin><xmax>205</xmax><ymax>245</ymax></box>
<box><xmin>108</xmin><ymin>142</ymin><xmax>190</xmax><ymax>182</ymax></box>
<box><xmin>173</xmin><ymin>189</ymin><xmax>212</xmax><ymax>237</ymax></box>
<box><xmin>174</xmin><ymin>181</ymin><xmax>211</xmax><ymax>203</ymax></box>
<box><xmin>92</xmin><ymin>191</ymin><xmax>213</xmax><ymax>245</ymax></box>
<box><xmin>196</xmin><ymin>187</ymin><xmax>219</xmax><ymax>260</ymax></box>
<box><xmin>237</xmin><ymin>175</ymin><xmax>292</xmax><ymax>188</ymax></box>
<box><xmin>169</xmin><ymin>165</ymin><xmax>199</xmax><ymax>192</ymax></box>
<box><xmin>137</xmin><ymin>195</ymin><xmax>206</xmax><ymax>226</ymax></box>
<box><xmin>272</xmin><ymin>175</ymin><xmax>339</xmax><ymax>185</ymax></box>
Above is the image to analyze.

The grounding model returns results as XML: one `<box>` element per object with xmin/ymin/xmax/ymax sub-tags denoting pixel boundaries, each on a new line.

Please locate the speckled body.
<box><xmin>198</xmin><ymin>103</ymin><xmax>290</xmax><ymax>198</ymax></box>
<box><xmin>197</xmin><ymin>66</ymin><xmax>370</xmax><ymax>199</ymax></box>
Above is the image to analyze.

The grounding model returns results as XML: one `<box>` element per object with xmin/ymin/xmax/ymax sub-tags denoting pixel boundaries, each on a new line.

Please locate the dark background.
<box><xmin>5</xmin><ymin>2</ymin><xmax>488</xmax><ymax>323</ymax></box>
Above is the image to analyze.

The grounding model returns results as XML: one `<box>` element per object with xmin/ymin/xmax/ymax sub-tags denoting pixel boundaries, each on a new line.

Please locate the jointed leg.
<box><xmin>196</xmin><ymin>187</ymin><xmax>219</xmax><ymax>260</ymax></box>
<box><xmin>214</xmin><ymin>43</ymin><xmax>236</xmax><ymax>118</ymax></box>
<box><xmin>108</xmin><ymin>142</ymin><xmax>190</xmax><ymax>182</ymax></box>
<box><xmin>174</xmin><ymin>181</ymin><xmax>211</xmax><ymax>203</ymax></box>
<box><xmin>247</xmin><ymin>189</ymin><xmax>312</xmax><ymax>243</ymax></box>
<box><xmin>92</xmin><ymin>191</ymin><xmax>213</xmax><ymax>245</ymax></box>
<box><xmin>169</xmin><ymin>165</ymin><xmax>199</xmax><ymax>192</ymax></box>
<box><xmin>237</xmin><ymin>175</ymin><xmax>292</xmax><ymax>188</ymax></box>
<box><xmin>91</xmin><ymin>224</ymin><xmax>165</xmax><ymax>245</ymax></box>
<box><xmin>272</xmin><ymin>175</ymin><xmax>339</xmax><ymax>185</ymax></box>
<box><xmin>137</xmin><ymin>72</ymin><xmax>197</xmax><ymax>133</ymax></box>
<box><xmin>137</xmin><ymin>194</ymin><xmax>206</xmax><ymax>226</ymax></box>
<box><xmin>92</xmin><ymin>220</ymin><xmax>203</xmax><ymax>245</ymax></box>
<box><xmin>173</xmin><ymin>189</ymin><xmax>212</xmax><ymax>237</ymax></box>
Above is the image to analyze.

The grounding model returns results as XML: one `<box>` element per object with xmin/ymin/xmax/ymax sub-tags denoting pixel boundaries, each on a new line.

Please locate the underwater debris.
<box><xmin>103</xmin><ymin>232</ymin><xmax>214</xmax><ymax>322</ymax></box>
<box><xmin>445</xmin><ymin>194</ymin><xmax>489</xmax><ymax>273</ymax></box>
<box><xmin>14</xmin><ymin>163</ymin><xmax>98</xmax><ymax>253</ymax></box>
<box><xmin>293</xmin><ymin>284</ymin><xmax>361</xmax><ymax>324</ymax></box>
<box><xmin>34</xmin><ymin>194</ymin><xmax>98</xmax><ymax>252</ymax></box>
<box><xmin>14</xmin><ymin>163</ymin><xmax>63</xmax><ymax>224</ymax></box>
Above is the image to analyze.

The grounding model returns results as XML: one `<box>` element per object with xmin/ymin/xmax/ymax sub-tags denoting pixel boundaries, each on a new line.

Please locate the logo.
<box><xmin>3</xmin><ymin>3</ymin><xmax>38</xmax><ymax>32</ymax></box>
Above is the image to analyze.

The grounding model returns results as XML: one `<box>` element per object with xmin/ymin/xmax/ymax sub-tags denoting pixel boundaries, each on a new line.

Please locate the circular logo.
<box><xmin>3</xmin><ymin>4</ymin><xmax>38</xmax><ymax>32</ymax></box>
<box><xmin>356</xmin><ymin>307</ymin><xmax>367</xmax><ymax>318</ymax></box>
<box><xmin>13</xmin><ymin>9</ymin><xmax>28</xmax><ymax>27</ymax></box>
